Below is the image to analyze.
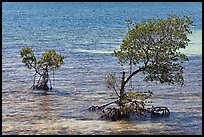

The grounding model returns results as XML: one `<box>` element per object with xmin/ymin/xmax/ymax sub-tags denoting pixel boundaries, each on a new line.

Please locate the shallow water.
<box><xmin>2</xmin><ymin>55</ymin><xmax>202</xmax><ymax>135</ymax></box>
<box><xmin>2</xmin><ymin>2</ymin><xmax>202</xmax><ymax>135</ymax></box>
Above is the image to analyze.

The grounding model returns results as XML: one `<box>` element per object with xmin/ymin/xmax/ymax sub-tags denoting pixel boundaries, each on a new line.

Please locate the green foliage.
<box><xmin>20</xmin><ymin>47</ymin><xmax>64</xmax><ymax>72</ymax></box>
<box><xmin>42</xmin><ymin>50</ymin><xmax>64</xmax><ymax>69</ymax></box>
<box><xmin>113</xmin><ymin>14</ymin><xmax>193</xmax><ymax>86</ymax></box>
<box><xmin>20</xmin><ymin>47</ymin><xmax>36</xmax><ymax>69</ymax></box>
<box><xmin>127</xmin><ymin>90</ymin><xmax>153</xmax><ymax>101</ymax></box>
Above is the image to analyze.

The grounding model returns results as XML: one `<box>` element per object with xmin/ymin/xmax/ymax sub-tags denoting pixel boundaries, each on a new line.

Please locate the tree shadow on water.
<box><xmin>32</xmin><ymin>88</ymin><xmax>70</xmax><ymax>97</ymax></box>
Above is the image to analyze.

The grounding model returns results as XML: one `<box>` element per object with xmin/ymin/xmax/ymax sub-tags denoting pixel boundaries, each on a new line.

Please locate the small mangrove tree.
<box><xmin>20</xmin><ymin>47</ymin><xmax>64</xmax><ymax>91</ymax></box>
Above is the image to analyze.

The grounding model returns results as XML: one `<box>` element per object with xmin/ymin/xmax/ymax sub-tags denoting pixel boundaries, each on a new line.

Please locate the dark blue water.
<box><xmin>2</xmin><ymin>2</ymin><xmax>202</xmax><ymax>135</ymax></box>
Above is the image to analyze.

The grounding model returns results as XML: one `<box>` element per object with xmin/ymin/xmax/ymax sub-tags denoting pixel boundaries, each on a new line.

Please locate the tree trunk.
<box><xmin>36</xmin><ymin>68</ymin><xmax>49</xmax><ymax>91</ymax></box>
<box><xmin>119</xmin><ymin>71</ymin><xmax>125</xmax><ymax>107</ymax></box>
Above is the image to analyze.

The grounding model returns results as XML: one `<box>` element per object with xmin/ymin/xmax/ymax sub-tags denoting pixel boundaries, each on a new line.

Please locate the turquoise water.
<box><xmin>2</xmin><ymin>2</ymin><xmax>202</xmax><ymax>135</ymax></box>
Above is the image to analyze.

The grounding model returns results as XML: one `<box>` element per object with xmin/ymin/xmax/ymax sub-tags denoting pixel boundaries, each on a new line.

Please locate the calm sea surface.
<box><xmin>2</xmin><ymin>2</ymin><xmax>202</xmax><ymax>135</ymax></box>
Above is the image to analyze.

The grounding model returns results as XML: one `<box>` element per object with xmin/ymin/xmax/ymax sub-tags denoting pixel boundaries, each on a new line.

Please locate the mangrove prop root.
<box><xmin>88</xmin><ymin>100</ymin><xmax>118</xmax><ymax>111</ymax></box>
<box><xmin>150</xmin><ymin>106</ymin><xmax>170</xmax><ymax>116</ymax></box>
<box><xmin>88</xmin><ymin>98</ymin><xmax>170</xmax><ymax>120</ymax></box>
<box><xmin>100</xmin><ymin>106</ymin><xmax>170</xmax><ymax>121</ymax></box>
<box><xmin>31</xmin><ymin>83</ymin><xmax>49</xmax><ymax>91</ymax></box>
<box><xmin>101</xmin><ymin>107</ymin><xmax>121</xmax><ymax>121</ymax></box>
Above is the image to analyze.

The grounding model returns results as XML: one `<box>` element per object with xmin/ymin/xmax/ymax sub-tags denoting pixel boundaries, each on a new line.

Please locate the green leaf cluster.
<box><xmin>20</xmin><ymin>47</ymin><xmax>37</xmax><ymax>69</ymax></box>
<box><xmin>113</xmin><ymin>14</ymin><xmax>193</xmax><ymax>86</ymax></box>
<box><xmin>20</xmin><ymin>47</ymin><xmax>64</xmax><ymax>74</ymax></box>
<box><xmin>40</xmin><ymin>50</ymin><xmax>64</xmax><ymax>70</ymax></box>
